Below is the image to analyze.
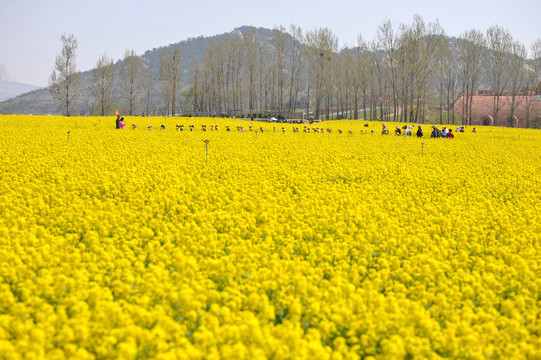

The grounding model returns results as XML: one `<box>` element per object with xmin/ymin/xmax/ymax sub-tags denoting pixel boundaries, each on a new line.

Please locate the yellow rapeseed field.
<box><xmin>0</xmin><ymin>115</ymin><xmax>540</xmax><ymax>359</ymax></box>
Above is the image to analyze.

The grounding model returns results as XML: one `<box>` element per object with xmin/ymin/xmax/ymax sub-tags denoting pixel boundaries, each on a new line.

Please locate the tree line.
<box><xmin>50</xmin><ymin>17</ymin><xmax>541</xmax><ymax>126</ymax></box>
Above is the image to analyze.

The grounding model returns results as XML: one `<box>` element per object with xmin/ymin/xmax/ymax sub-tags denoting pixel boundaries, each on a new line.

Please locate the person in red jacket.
<box><xmin>447</xmin><ymin>129</ymin><xmax>454</xmax><ymax>138</ymax></box>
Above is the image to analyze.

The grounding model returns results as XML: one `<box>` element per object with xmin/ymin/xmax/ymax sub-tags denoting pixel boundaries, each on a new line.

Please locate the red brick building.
<box><xmin>453</xmin><ymin>90</ymin><xmax>541</xmax><ymax>128</ymax></box>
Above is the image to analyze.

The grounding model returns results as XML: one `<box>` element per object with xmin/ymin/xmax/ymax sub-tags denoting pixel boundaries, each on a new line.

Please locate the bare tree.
<box><xmin>371</xmin><ymin>40</ymin><xmax>388</xmax><ymax>120</ymax></box>
<box><xmin>120</xmin><ymin>49</ymin><xmax>145</xmax><ymax>116</ymax></box>
<box><xmin>357</xmin><ymin>37</ymin><xmax>374</xmax><ymax>120</ymax></box>
<box><xmin>215</xmin><ymin>41</ymin><xmax>227</xmax><ymax>113</ymax></box>
<box><xmin>286</xmin><ymin>25</ymin><xmax>304</xmax><ymax>114</ymax></box>
<box><xmin>258</xmin><ymin>45</ymin><xmax>270</xmax><ymax>113</ymax></box>
<box><xmin>397</xmin><ymin>19</ymin><xmax>423</xmax><ymax>123</ymax></box>
<box><xmin>377</xmin><ymin>20</ymin><xmax>399</xmax><ymax>121</ymax></box>
<box><xmin>141</xmin><ymin>63</ymin><xmax>155</xmax><ymax>116</ymax></box>
<box><xmin>91</xmin><ymin>53</ymin><xmax>115</xmax><ymax>116</ymax></box>
<box><xmin>190</xmin><ymin>58</ymin><xmax>204</xmax><ymax>113</ymax></box>
<box><xmin>392</xmin><ymin>16</ymin><xmax>446</xmax><ymax>123</ymax></box>
<box><xmin>522</xmin><ymin>68</ymin><xmax>538</xmax><ymax>128</ymax></box>
<box><xmin>243</xmin><ymin>29</ymin><xmax>259</xmax><ymax>114</ymax></box>
<box><xmin>202</xmin><ymin>43</ymin><xmax>218</xmax><ymax>113</ymax></box>
<box><xmin>430</xmin><ymin>27</ymin><xmax>452</xmax><ymax>125</ymax></box>
<box><xmin>305</xmin><ymin>27</ymin><xmax>338</xmax><ymax>120</ymax></box>
<box><xmin>486</xmin><ymin>25</ymin><xmax>513</xmax><ymax>126</ymax></box>
<box><xmin>507</xmin><ymin>40</ymin><xmax>528</xmax><ymax>127</ymax></box>
<box><xmin>444</xmin><ymin>44</ymin><xmax>458</xmax><ymax>125</ymax></box>
<box><xmin>206</xmin><ymin>41</ymin><xmax>225</xmax><ymax>114</ymax></box>
<box><xmin>159</xmin><ymin>47</ymin><xmax>182</xmax><ymax>116</ymax></box>
<box><xmin>225</xmin><ymin>33</ymin><xmax>244</xmax><ymax>113</ymax></box>
<box><xmin>531</xmin><ymin>38</ymin><xmax>541</xmax><ymax>91</ymax></box>
<box><xmin>525</xmin><ymin>38</ymin><xmax>541</xmax><ymax>128</ymax></box>
<box><xmin>420</xmin><ymin>19</ymin><xmax>447</xmax><ymax>123</ymax></box>
<box><xmin>271</xmin><ymin>26</ymin><xmax>287</xmax><ymax>114</ymax></box>
<box><xmin>49</xmin><ymin>33</ymin><xmax>80</xmax><ymax>116</ymax></box>
<box><xmin>324</xmin><ymin>52</ymin><xmax>337</xmax><ymax>120</ymax></box>
<box><xmin>337</xmin><ymin>51</ymin><xmax>353</xmax><ymax>119</ymax></box>
<box><xmin>457</xmin><ymin>30</ymin><xmax>486</xmax><ymax>125</ymax></box>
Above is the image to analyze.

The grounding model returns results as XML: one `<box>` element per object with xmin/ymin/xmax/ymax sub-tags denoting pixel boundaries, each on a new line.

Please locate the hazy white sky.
<box><xmin>1</xmin><ymin>0</ymin><xmax>540</xmax><ymax>87</ymax></box>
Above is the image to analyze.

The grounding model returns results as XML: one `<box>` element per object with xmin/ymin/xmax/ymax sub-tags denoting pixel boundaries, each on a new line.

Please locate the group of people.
<box><xmin>430</xmin><ymin>126</ymin><xmax>453</xmax><ymax>138</ymax></box>
<box><xmin>116</xmin><ymin>114</ymin><xmax>478</xmax><ymax>139</ymax></box>
<box><xmin>381</xmin><ymin>123</ymin><xmax>425</xmax><ymax>138</ymax></box>
<box><xmin>115</xmin><ymin>114</ymin><xmax>142</xmax><ymax>130</ymax></box>
<box><xmin>379</xmin><ymin>123</ymin><xmax>477</xmax><ymax>139</ymax></box>
<box><xmin>115</xmin><ymin>116</ymin><xmax>126</xmax><ymax>129</ymax></box>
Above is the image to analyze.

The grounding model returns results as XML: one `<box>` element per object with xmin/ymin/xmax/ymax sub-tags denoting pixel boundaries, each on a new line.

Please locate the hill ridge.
<box><xmin>0</xmin><ymin>26</ymin><xmax>273</xmax><ymax>115</ymax></box>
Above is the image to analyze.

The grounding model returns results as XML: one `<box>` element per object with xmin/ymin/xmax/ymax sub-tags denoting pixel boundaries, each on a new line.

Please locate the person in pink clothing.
<box><xmin>119</xmin><ymin>117</ymin><xmax>126</xmax><ymax>129</ymax></box>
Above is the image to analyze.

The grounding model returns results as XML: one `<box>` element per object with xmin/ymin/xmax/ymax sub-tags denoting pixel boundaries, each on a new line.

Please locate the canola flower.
<box><xmin>0</xmin><ymin>115</ymin><xmax>540</xmax><ymax>359</ymax></box>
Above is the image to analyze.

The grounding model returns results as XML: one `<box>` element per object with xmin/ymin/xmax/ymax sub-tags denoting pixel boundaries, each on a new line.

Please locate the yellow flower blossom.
<box><xmin>0</xmin><ymin>115</ymin><xmax>539</xmax><ymax>359</ymax></box>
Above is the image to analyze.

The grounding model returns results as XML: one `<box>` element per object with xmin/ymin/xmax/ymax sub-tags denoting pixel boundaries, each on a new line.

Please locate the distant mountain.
<box><xmin>0</xmin><ymin>64</ymin><xmax>17</xmax><ymax>82</ymax></box>
<box><xmin>0</xmin><ymin>26</ymin><xmax>274</xmax><ymax>115</ymax></box>
<box><xmin>0</xmin><ymin>65</ymin><xmax>42</xmax><ymax>102</ymax></box>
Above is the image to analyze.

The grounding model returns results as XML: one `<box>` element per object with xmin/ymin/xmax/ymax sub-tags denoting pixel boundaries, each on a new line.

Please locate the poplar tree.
<box><xmin>91</xmin><ymin>53</ymin><xmax>115</xmax><ymax>116</ymax></box>
<box><xmin>159</xmin><ymin>47</ymin><xmax>182</xmax><ymax>116</ymax></box>
<box><xmin>457</xmin><ymin>30</ymin><xmax>486</xmax><ymax>125</ymax></box>
<box><xmin>531</xmin><ymin>39</ymin><xmax>541</xmax><ymax>90</ymax></box>
<box><xmin>120</xmin><ymin>49</ymin><xmax>145</xmax><ymax>116</ymax></box>
<box><xmin>305</xmin><ymin>28</ymin><xmax>338</xmax><ymax>120</ymax></box>
<box><xmin>486</xmin><ymin>25</ymin><xmax>513</xmax><ymax>126</ymax></box>
<box><xmin>507</xmin><ymin>40</ymin><xmax>527</xmax><ymax>127</ymax></box>
<box><xmin>49</xmin><ymin>33</ymin><xmax>80</xmax><ymax>116</ymax></box>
